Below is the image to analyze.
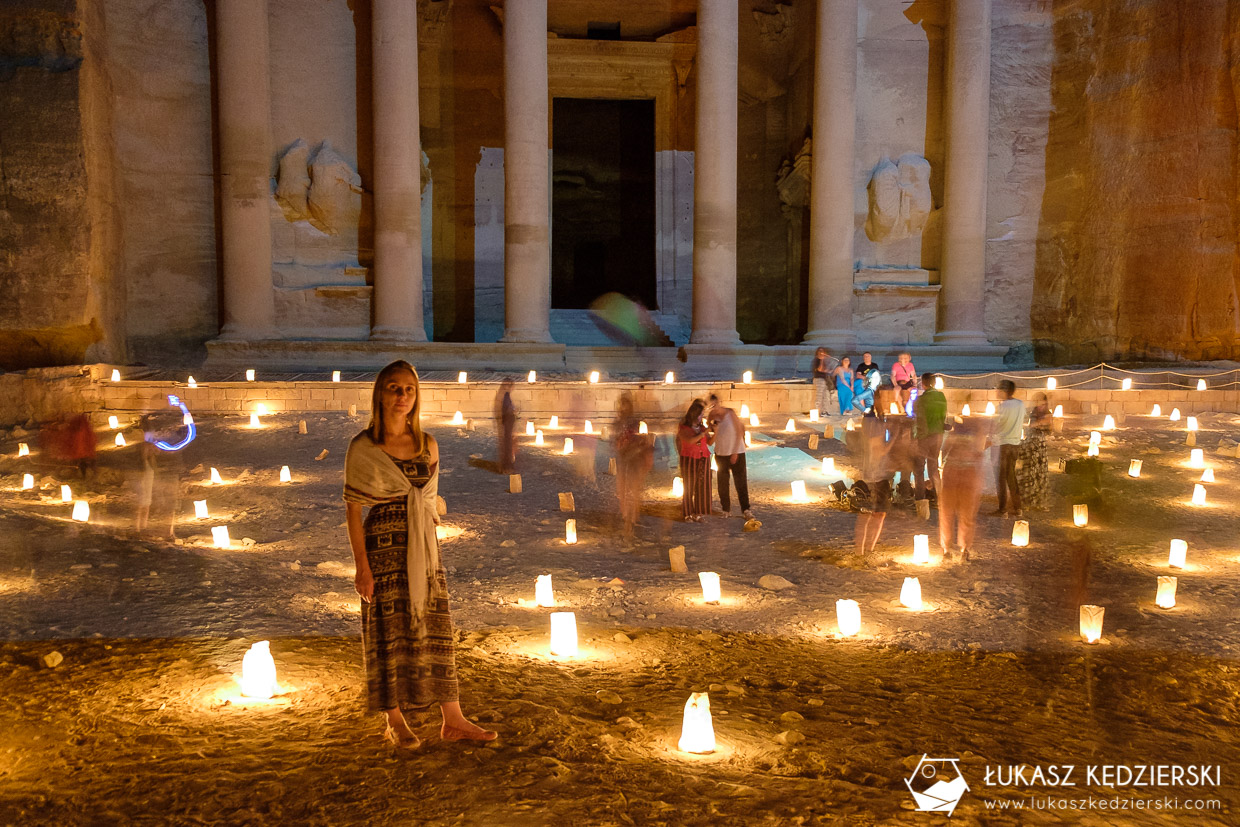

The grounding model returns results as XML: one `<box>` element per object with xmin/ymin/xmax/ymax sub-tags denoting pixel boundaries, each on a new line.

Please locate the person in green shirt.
<box><xmin>913</xmin><ymin>372</ymin><xmax>947</xmax><ymax>502</ymax></box>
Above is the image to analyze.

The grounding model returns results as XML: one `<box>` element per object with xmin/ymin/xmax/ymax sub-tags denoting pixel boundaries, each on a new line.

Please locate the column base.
<box><xmin>500</xmin><ymin>328</ymin><xmax>554</xmax><ymax>344</ymax></box>
<box><xmin>688</xmin><ymin>329</ymin><xmax>743</xmax><ymax>346</ymax></box>
<box><xmin>371</xmin><ymin>326</ymin><xmax>428</xmax><ymax>343</ymax></box>
<box><xmin>934</xmin><ymin>329</ymin><xmax>990</xmax><ymax>346</ymax></box>
<box><xmin>801</xmin><ymin>329</ymin><xmax>857</xmax><ymax>350</ymax></box>
<box><xmin>219</xmin><ymin>323</ymin><xmax>274</xmax><ymax>342</ymax></box>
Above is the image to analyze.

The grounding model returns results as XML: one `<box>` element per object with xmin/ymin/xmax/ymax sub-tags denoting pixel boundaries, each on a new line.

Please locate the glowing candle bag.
<box><xmin>212</xmin><ymin>526</ymin><xmax>231</xmax><ymax>548</ymax></box>
<box><xmin>836</xmin><ymin>599</ymin><xmax>861</xmax><ymax>637</ymax></box>
<box><xmin>678</xmin><ymin>693</ymin><xmax>716</xmax><ymax>754</ymax></box>
<box><xmin>1155</xmin><ymin>576</ymin><xmax>1177</xmax><ymax>609</ymax></box>
<box><xmin>240</xmin><ymin>641</ymin><xmax>278</xmax><ymax>699</ymax></box>
<box><xmin>1168</xmin><ymin>539</ymin><xmax>1187</xmax><ymax>569</ymax></box>
<box><xmin>71</xmin><ymin>501</ymin><xmax>89</xmax><ymax>522</ymax></box>
<box><xmin>1128</xmin><ymin>459</ymin><xmax>1142</xmax><ymax>478</ymax></box>
<box><xmin>1073</xmin><ymin>504</ymin><xmax>1088</xmax><ymax>526</ymax></box>
<box><xmin>194</xmin><ymin>500</ymin><xmax>208</xmax><ymax>519</ymax></box>
<box><xmin>699</xmin><ymin>572</ymin><xmax>721</xmax><ymax>604</ymax></box>
<box><xmin>535</xmin><ymin>574</ymin><xmax>556</xmax><ymax>607</ymax></box>
<box><xmin>899</xmin><ymin>577</ymin><xmax>923</xmax><ymax>610</ymax></box>
<box><xmin>1012</xmin><ymin>520</ymin><xmax>1029</xmax><ymax>547</ymax></box>
<box><xmin>549</xmin><ymin>612</ymin><xmax>578</xmax><ymax>656</ymax></box>
<box><xmin>565</xmin><ymin>519</ymin><xmax>577</xmax><ymax>544</ymax></box>
<box><xmin>912</xmin><ymin>534</ymin><xmax>930</xmax><ymax>565</ymax></box>
<box><xmin>1079</xmin><ymin>605</ymin><xmax>1104</xmax><ymax>644</ymax></box>
<box><xmin>790</xmin><ymin>480</ymin><xmax>808</xmax><ymax>502</ymax></box>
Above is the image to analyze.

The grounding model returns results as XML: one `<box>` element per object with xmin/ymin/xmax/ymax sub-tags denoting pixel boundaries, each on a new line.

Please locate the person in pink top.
<box><xmin>891</xmin><ymin>351</ymin><xmax>917</xmax><ymax>412</ymax></box>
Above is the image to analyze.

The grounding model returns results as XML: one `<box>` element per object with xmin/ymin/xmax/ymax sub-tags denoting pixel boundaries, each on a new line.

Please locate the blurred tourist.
<box><xmin>853</xmin><ymin>388</ymin><xmax>896</xmax><ymax>557</ymax></box>
<box><xmin>612</xmin><ymin>392</ymin><xmax>653</xmax><ymax>537</ymax></box>
<box><xmin>912</xmin><ymin>372</ymin><xmax>947</xmax><ymax>503</ymax></box>
<box><xmin>811</xmin><ymin>347</ymin><xmax>836</xmax><ymax>415</ymax></box>
<box><xmin>938</xmin><ymin>417</ymin><xmax>988</xmax><ymax>561</ymax></box>
<box><xmin>494</xmin><ymin>379</ymin><xmax>517</xmax><ymax>474</ymax></box>
<box><xmin>993</xmin><ymin>379</ymin><xmax>1025</xmax><ymax>519</ymax></box>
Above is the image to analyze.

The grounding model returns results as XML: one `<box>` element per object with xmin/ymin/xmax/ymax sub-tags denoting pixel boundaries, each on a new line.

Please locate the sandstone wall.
<box><xmin>1032</xmin><ymin>0</ymin><xmax>1240</xmax><ymax>363</ymax></box>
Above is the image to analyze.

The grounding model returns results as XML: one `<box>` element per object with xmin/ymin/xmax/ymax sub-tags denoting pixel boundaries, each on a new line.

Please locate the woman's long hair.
<box><xmin>367</xmin><ymin>360</ymin><xmax>425</xmax><ymax>451</ymax></box>
<box><xmin>681</xmin><ymin>398</ymin><xmax>705</xmax><ymax>428</ymax></box>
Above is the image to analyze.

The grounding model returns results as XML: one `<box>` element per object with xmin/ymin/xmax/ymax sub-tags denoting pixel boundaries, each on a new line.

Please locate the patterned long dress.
<box><xmin>361</xmin><ymin>454</ymin><xmax>458</xmax><ymax>712</ymax></box>
<box><xmin>1017</xmin><ymin>426</ymin><xmax>1050</xmax><ymax>511</ymax></box>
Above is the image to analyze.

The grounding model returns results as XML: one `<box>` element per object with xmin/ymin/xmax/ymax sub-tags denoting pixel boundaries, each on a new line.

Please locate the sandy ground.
<box><xmin>0</xmin><ymin>405</ymin><xmax>1239</xmax><ymax>825</ymax></box>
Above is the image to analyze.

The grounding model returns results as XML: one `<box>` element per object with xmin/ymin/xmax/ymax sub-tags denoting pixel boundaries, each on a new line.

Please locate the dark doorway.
<box><xmin>551</xmin><ymin>98</ymin><xmax>656</xmax><ymax>310</ymax></box>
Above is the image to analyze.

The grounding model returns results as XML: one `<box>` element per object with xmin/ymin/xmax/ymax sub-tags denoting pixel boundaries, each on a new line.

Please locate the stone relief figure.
<box><xmin>865</xmin><ymin>153</ymin><xmax>932</xmax><ymax>242</ymax></box>
<box><xmin>775</xmin><ymin>137</ymin><xmax>812</xmax><ymax>209</ymax></box>
<box><xmin>275</xmin><ymin>139</ymin><xmax>363</xmax><ymax>237</ymax></box>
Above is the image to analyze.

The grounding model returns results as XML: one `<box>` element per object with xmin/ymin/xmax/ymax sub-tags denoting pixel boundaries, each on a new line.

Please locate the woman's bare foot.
<box><xmin>440</xmin><ymin>719</ymin><xmax>497</xmax><ymax>742</ymax></box>
<box><xmin>383</xmin><ymin>710</ymin><xmax>421</xmax><ymax>749</ymax></box>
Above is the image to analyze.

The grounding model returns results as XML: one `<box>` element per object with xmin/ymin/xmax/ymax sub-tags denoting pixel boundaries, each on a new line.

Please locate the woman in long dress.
<box><xmin>1017</xmin><ymin>392</ymin><xmax>1051</xmax><ymax>511</ymax></box>
<box><xmin>344</xmin><ymin>360</ymin><xmax>496</xmax><ymax>749</ymax></box>
<box><xmin>834</xmin><ymin>356</ymin><xmax>854</xmax><ymax>415</ymax></box>
<box><xmin>676</xmin><ymin>399</ymin><xmax>713</xmax><ymax>521</ymax></box>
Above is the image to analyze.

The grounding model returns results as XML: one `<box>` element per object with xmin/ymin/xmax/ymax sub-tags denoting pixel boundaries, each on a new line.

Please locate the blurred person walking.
<box><xmin>612</xmin><ymin>392</ymin><xmax>653</xmax><ymax>537</ymax></box>
<box><xmin>852</xmin><ymin>388</ymin><xmax>896</xmax><ymax>557</ymax></box>
<box><xmin>938</xmin><ymin>417</ymin><xmax>988</xmax><ymax>561</ymax></box>
<box><xmin>494</xmin><ymin>379</ymin><xmax>517</xmax><ymax>474</ymax></box>
<box><xmin>810</xmin><ymin>347</ymin><xmax>837</xmax><ymax>416</ymax></box>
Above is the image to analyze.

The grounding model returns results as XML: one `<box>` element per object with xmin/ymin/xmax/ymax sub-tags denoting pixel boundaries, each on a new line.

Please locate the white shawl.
<box><xmin>343</xmin><ymin>430</ymin><xmax>445</xmax><ymax>623</ymax></box>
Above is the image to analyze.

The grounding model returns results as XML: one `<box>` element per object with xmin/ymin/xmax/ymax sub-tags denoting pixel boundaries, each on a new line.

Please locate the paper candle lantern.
<box><xmin>60</xmin><ymin>484</ymin><xmax>72</xmax><ymax>503</ymax></box>
<box><xmin>638</xmin><ymin>421</ymin><xmax>648</xmax><ymax>434</ymax></box>
<box><xmin>962</xmin><ymin>404</ymin><xmax>971</xmax><ymax>417</ymax></box>
<box><xmin>332</xmin><ymin>370</ymin><xmax>341</xmax><ymax>382</ymax></box>
<box><xmin>110</xmin><ymin>369</ymin><xmax>121</xmax><ymax>382</ymax></box>
<box><xmin>210</xmin><ymin>467</ymin><xmax>222</xmax><ymax>484</ymax></box>
<box><xmin>187</xmin><ymin>376</ymin><xmax>197</xmax><ymax>388</ymax></box>
<box><xmin>562</xmin><ymin>437</ymin><xmax>574</xmax><ymax>455</ymax></box>
<box><xmin>194</xmin><ymin>500</ymin><xmax>208</xmax><ymax>519</ymax></box>
<box><xmin>740</xmin><ymin>404</ymin><xmax>750</xmax><ymax>418</ymax></box>
<box><xmin>1189</xmin><ymin>448</ymin><xmax>1204</xmax><ymax>468</ymax></box>
<box><xmin>822</xmin><ymin>457</ymin><xmax>835</xmax><ymax>474</ymax></box>
<box><xmin>245</xmin><ymin>369</ymin><xmax>255</xmax><ymax>381</ymax></box>
<box><xmin>509</xmin><ymin>474</ymin><xmax>522</xmax><ymax>493</ymax></box>
<box><xmin>1079</xmin><ymin>605</ymin><xmax>1105</xmax><ymax>644</ymax></box>
<box><xmin>1170</xmin><ymin>408</ymin><xmax>1181</xmax><ymax>421</ymax></box>
<box><xmin>836</xmin><ymin>599</ymin><xmax>861</xmax><ymax>637</ymax></box>
<box><xmin>21</xmin><ymin>473</ymin><xmax>33</xmax><ymax>490</ymax></box>
<box><xmin>457</xmin><ymin>371</ymin><xmax>467</xmax><ymax>384</ymax></box>
<box><xmin>1192</xmin><ymin>484</ymin><xmax>1207</xmax><ymax>506</ymax></box>
<box><xmin>526</xmin><ymin>421</ymin><xmax>535</xmax><ymax>436</ymax></box>
<box><xmin>1197</xmin><ymin>378</ymin><xmax>1207</xmax><ymax>391</ymax></box>
<box><xmin>1012</xmin><ymin>520</ymin><xmax>1029</xmax><ymax>547</ymax></box>
<box><xmin>1053</xmin><ymin>405</ymin><xmax>1063</xmax><ymax>418</ymax></box>
<box><xmin>699</xmin><ymin>572</ymin><xmax>722</xmax><ymax>604</ymax></box>
<box><xmin>1156</xmin><ymin>576</ymin><xmax>1177</xmax><ymax>609</ymax></box>
<box><xmin>211</xmin><ymin>526</ymin><xmax>231</xmax><ymax>548</ymax></box>
<box><xmin>589</xmin><ymin>371</ymin><xmax>600</xmax><ymax>384</ymax></box>
<box><xmin>1122</xmin><ymin>377</ymin><xmax>1132</xmax><ymax>391</ymax></box>
<box><xmin>240</xmin><ymin>641</ymin><xmax>277</xmax><ymax>699</ymax></box>
<box><xmin>255</xmin><ymin>403</ymin><xmax>268</xmax><ymax>416</ymax></box>
<box><xmin>665</xmin><ymin>371</ymin><xmax>674</xmax><ymax>384</ymax></box>
<box><xmin>899</xmin><ymin>577</ymin><xmax>923</xmax><ymax>611</ymax></box>
<box><xmin>742</xmin><ymin>371</ymin><xmax>753</xmax><ymax>384</ymax></box>
<box><xmin>985</xmin><ymin>402</ymin><xmax>996</xmax><ymax>416</ymax></box>
<box><xmin>71</xmin><ymin>500</ymin><xmax>89</xmax><ymax>522</ymax></box>
<box><xmin>749</xmin><ymin>414</ymin><xmax>760</xmax><ymax>427</ymax></box>
<box><xmin>565</xmin><ymin>519</ymin><xmax>577</xmax><ymax>544</ymax></box>
<box><xmin>744</xmin><ymin>432</ymin><xmax>752</xmax><ymax>448</ymax></box>
<box><xmin>1187</xmin><ymin>416</ymin><xmax>1198</xmax><ymax>431</ymax></box>
<box><xmin>1151</xmin><ymin>404</ymin><xmax>1161</xmax><ymax>417</ymax></box>
<box><xmin>279</xmin><ymin>466</ymin><xmax>291</xmax><ymax>483</ymax></box>
<box><xmin>934</xmin><ymin>377</ymin><xmax>944</xmax><ymax>390</ymax></box>
<box><xmin>580</xmin><ymin>420</ymin><xmax>591</xmax><ymax>435</ymax></box>
<box><xmin>1102</xmin><ymin>415</ymin><xmax>1116</xmax><ymax>430</ymax></box>
<box><xmin>535</xmin><ymin>574</ymin><xmax>555</xmax><ymax>607</ymax></box>
<box><xmin>1047</xmin><ymin>376</ymin><xmax>1057</xmax><ymax>390</ymax></box>
<box><xmin>887</xmin><ymin>402</ymin><xmax>899</xmax><ymax>415</ymax></box>
<box><xmin>451</xmin><ymin>411</ymin><xmax>464</xmax><ymax>426</ymax></box>
<box><xmin>1202</xmin><ymin>468</ymin><xmax>1215</xmax><ymax>483</ymax></box>
<box><xmin>912</xmin><ymin>534</ymin><xmax>930</xmax><ymax>565</ymax></box>
<box><xmin>1073</xmin><ymin>504</ymin><xmax>1088</xmax><ymax>526</ymax></box>
<box><xmin>549</xmin><ymin>415</ymin><xmax>559</xmax><ymax>428</ymax></box>
<box><xmin>1168</xmin><ymin>539</ymin><xmax>1187</xmax><ymax>569</ymax></box>
<box><xmin>671</xmin><ymin>476</ymin><xmax>684</xmax><ymax>497</ymax></box>
<box><xmin>549</xmin><ymin>612</ymin><xmax>578</xmax><ymax>656</ymax></box>
<box><xmin>527</xmin><ymin>370</ymin><xmax>536</xmax><ymax>383</ymax></box>
<box><xmin>184</xmin><ymin>413</ymin><xmax>195</xmax><ymax>426</ymax></box>
<box><xmin>108</xmin><ymin>415</ymin><xmax>119</xmax><ymax>430</ymax></box>
<box><xmin>249</xmin><ymin>413</ymin><xmax>261</xmax><ymax>428</ymax></box>
<box><xmin>1086</xmin><ymin>445</ymin><xmax>1099</xmax><ymax>457</ymax></box>
<box><xmin>785</xmin><ymin>418</ymin><xmax>796</xmax><ymax>432</ymax></box>
<box><xmin>535</xmin><ymin>430</ymin><xmax>544</xmax><ymax>446</ymax></box>
<box><xmin>809</xmin><ymin>408</ymin><xmax>819</xmax><ymax>422</ymax></box>
<box><xmin>17</xmin><ymin>443</ymin><xmax>28</xmax><ymax>457</ymax></box>
<box><xmin>790</xmin><ymin>480</ymin><xmax>808</xmax><ymax>502</ymax></box>
<box><xmin>114</xmin><ymin>433</ymin><xmax>126</xmax><ymax>448</ymax></box>
<box><xmin>678</xmin><ymin>693</ymin><xmax>716</xmax><ymax>754</ymax></box>
<box><xmin>1128</xmin><ymin>459</ymin><xmax>1142</xmax><ymax>478</ymax></box>
<box><xmin>1185</xmin><ymin>432</ymin><xmax>1196</xmax><ymax>447</ymax></box>
<box><xmin>1089</xmin><ymin>430</ymin><xmax>1102</xmax><ymax>446</ymax></box>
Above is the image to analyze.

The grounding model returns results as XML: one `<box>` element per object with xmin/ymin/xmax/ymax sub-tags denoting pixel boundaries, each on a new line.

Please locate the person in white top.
<box><xmin>707</xmin><ymin>394</ymin><xmax>752</xmax><ymax>519</ymax></box>
<box><xmin>992</xmin><ymin>380</ymin><xmax>1025</xmax><ymax>518</ymax></box>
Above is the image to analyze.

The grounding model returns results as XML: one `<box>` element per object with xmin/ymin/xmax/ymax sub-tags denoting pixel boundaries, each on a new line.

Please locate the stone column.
<box><xmin>370</xmin><ymin>0</ymin><xmax>427</xmax><ymax>341</ymax></box>
<box><xmin>216</xmin><ymin>0</ymin><xmax>275</xmax><ymax>340</ymax></box>
<box><xmin>936</xmin><ymin>0</ymin><xmax>991</xmax><ymax>345</ymax></box>
<box><xmin>689</xmin><ymin>0</ymin><xmax>741</xmax><ymax>345</ymax></box>
<box><xmin>803</xmin><ymin>0</ymin><xmax>857</xmax><ymax>348</ymax></box>
<box><xmin>500</xmin><ymin>0</ymin><xmax>552</xmax><ymax>343</ymax></box>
